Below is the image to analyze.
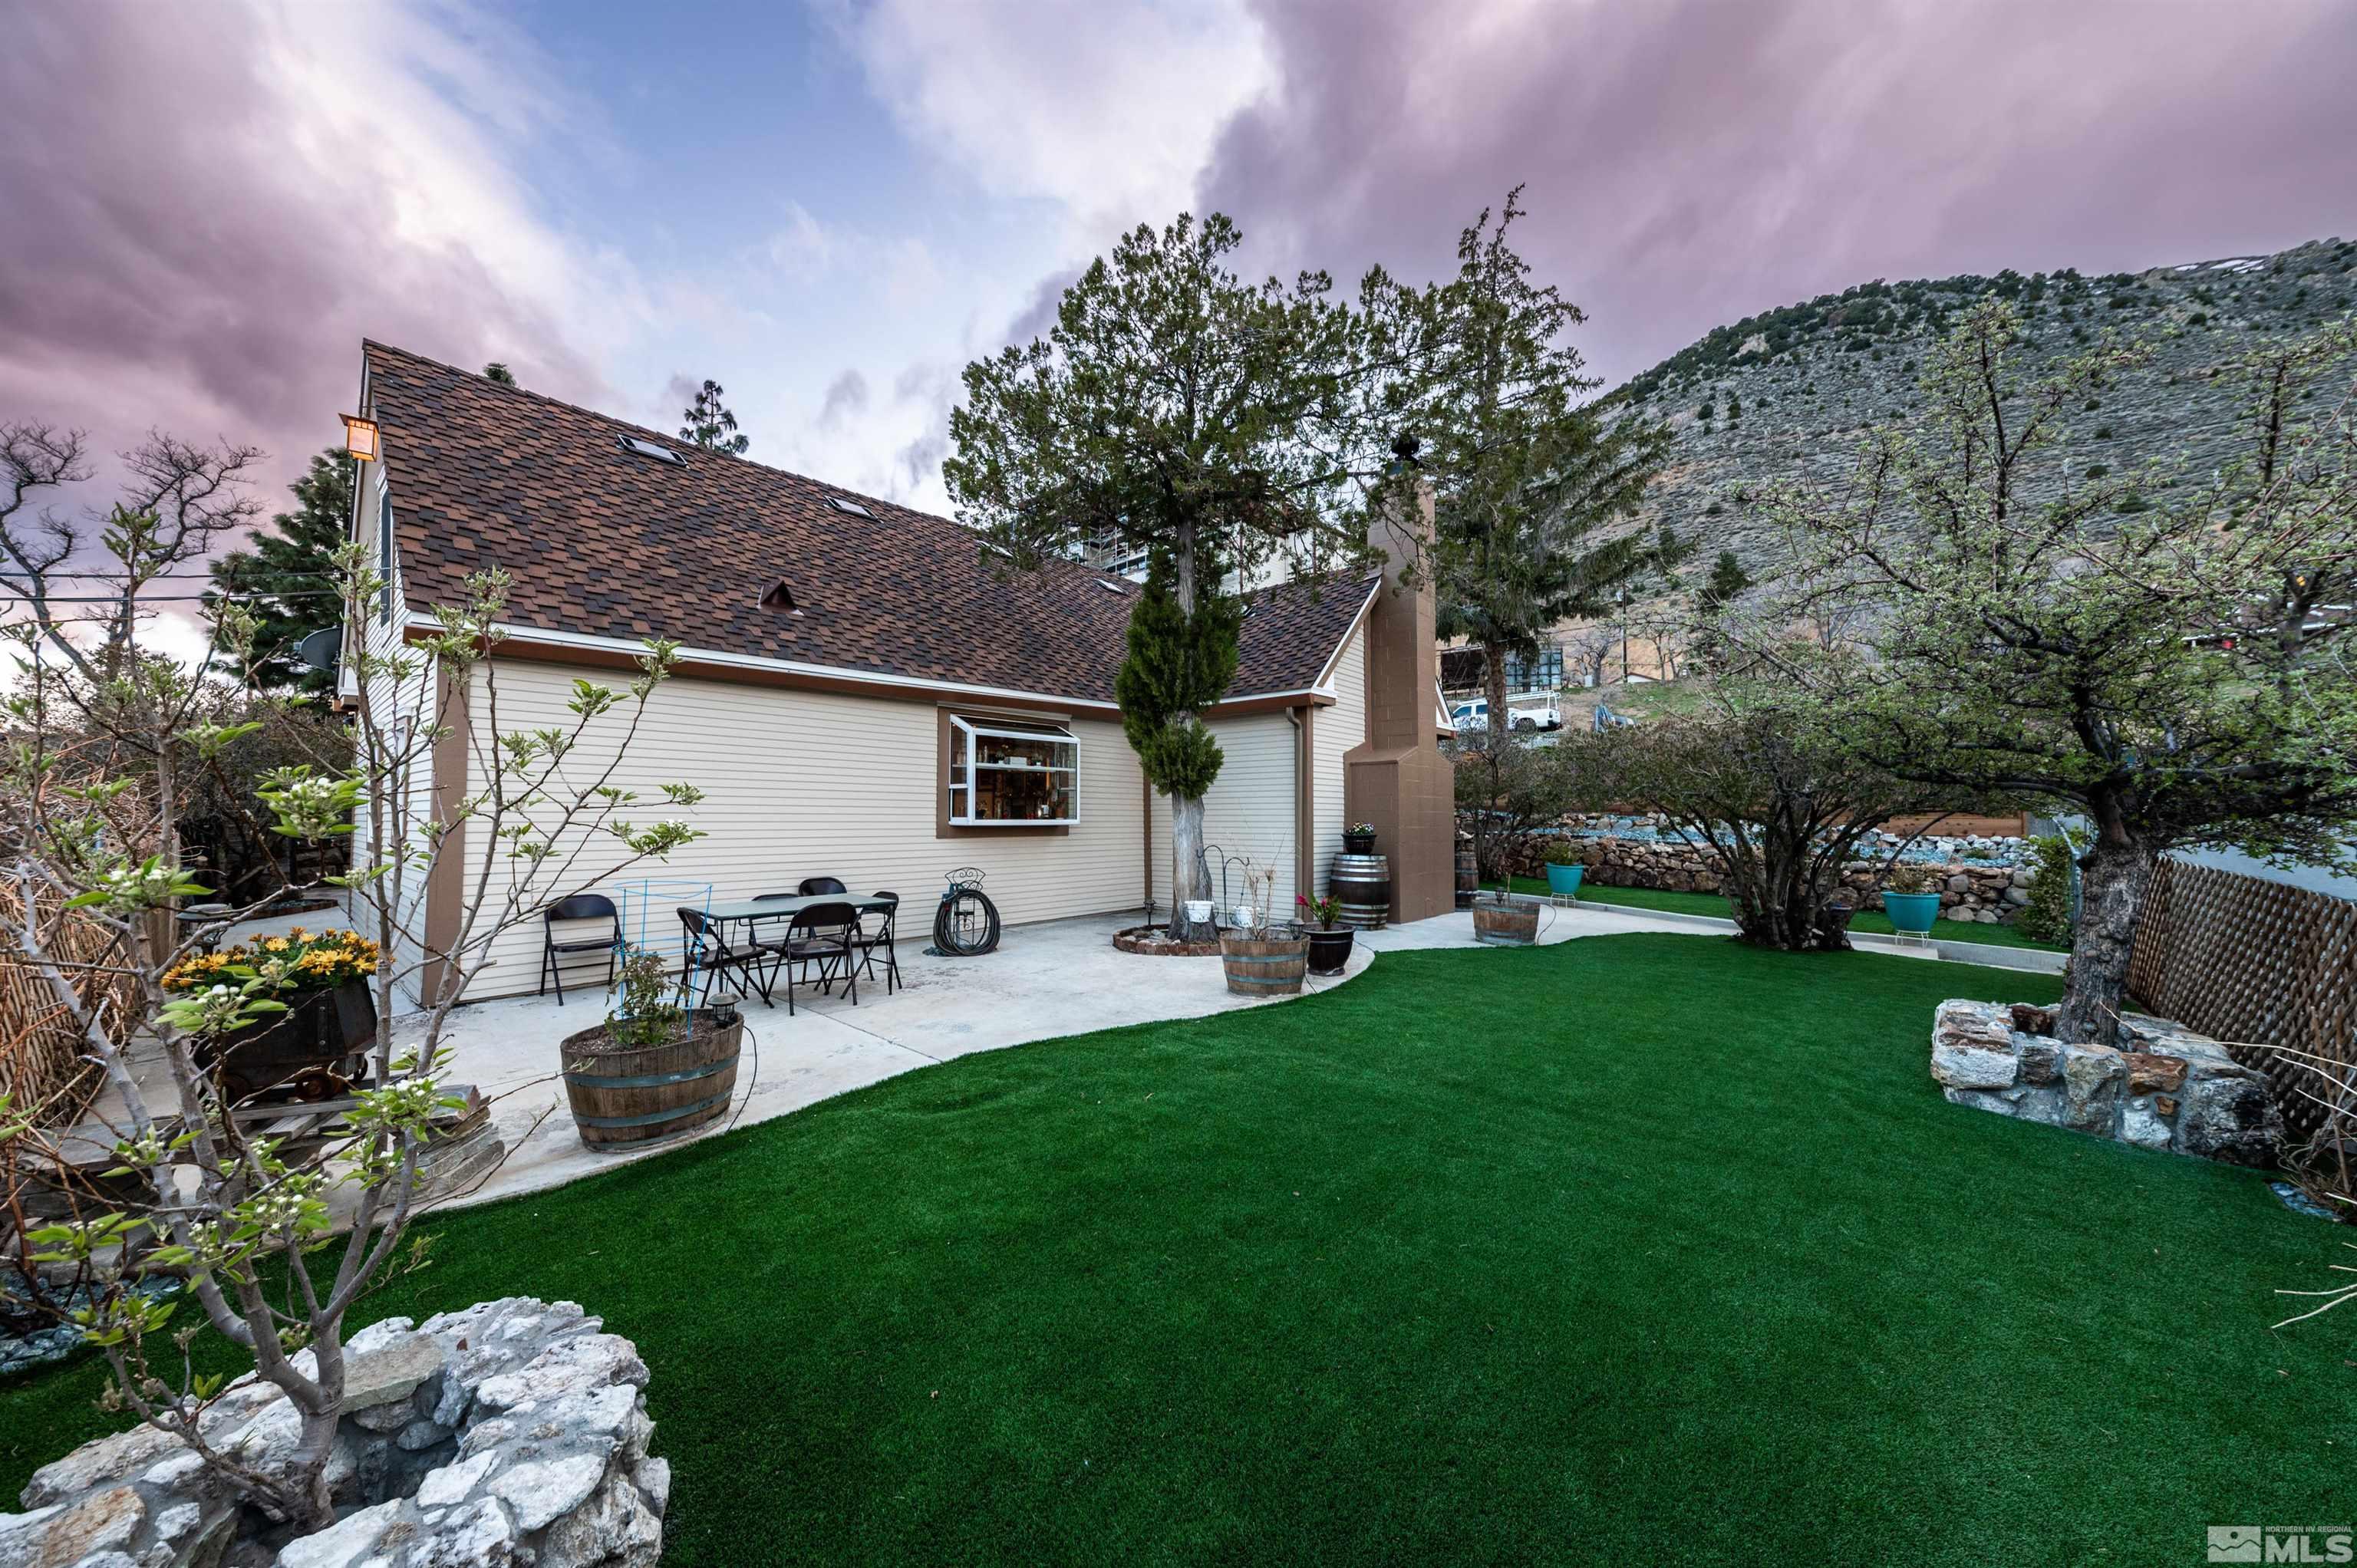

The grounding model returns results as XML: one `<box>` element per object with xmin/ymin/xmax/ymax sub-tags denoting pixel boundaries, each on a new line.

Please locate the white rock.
<box><xmin>140</xmin><ymin>1451</ymin><xmax>206</xmax><ymax>1490</ymax></box>
<box><xmin>344</xmin><ymin>1317</ymin><xmax>417</xmax><ymax>1356</ymax></box>
<box><xmin>2121</xmin><ymin>1101</ymin><xmax>2174</xmax><ymax>1149</ymax></box>
<box><xmin>430</xmin><ymin>1495</ymin><xmax>521</xmax><ymax>1566</ymax></box>
<box><xmin>152</xmin><ymin>1501</ymin><xmax>203</xmax><ymax>1543</ymax></box>
<box><xmin>416</xmin><ymin>1451</ymin><xmax>501</xmax><ymax>1510</ymax></box>
<box><xmin>631</xmin><ymin>1458</ymin><xmax>671</xmax><ymax>1516</ymax></box>
<box><xmin>22</xmin><ymin>1423</ymin><xmax>180</xmax><ymax>1507</ymax></box>
<box><xmin>275</xmin><ymin>1499</ymin><xmax>396</xmax><ymax>1568</ymax></box>
<box><xmin>489</xmin><ymin>1454</ymin><xmax>607</xmax><ymax>1533</ymax></box>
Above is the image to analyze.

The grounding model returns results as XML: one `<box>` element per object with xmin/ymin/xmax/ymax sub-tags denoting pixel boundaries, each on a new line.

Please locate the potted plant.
<box><xmin>1541</xmin><ymin>840</ymin><xmax>1586</xmax><ymax>898</ymax></box>
<box><xmin>1471</xmin><ymin>888</ymin><xmax>1539</xmax><ymax>946</ymax></box>
<box><xmin>1296</xmin><ymin>892</ymin><xmax>1355</xmax><ymax>974</ymax></box>
<box><xmin>1341</xmin><ymin>821</ymin><xmax>1378</xmax><ymax>855</ymax></box>
<box><xmin>163</xmin><ymin>927</ymin><xmax>381</xmax><ymax>1102</ymax></box>
<box><xmin>1879</xmin><ymin>863</ymin><xmax>1945</xmax><ymax>936</ymax></box>
<box><xmin>560</xmin><ymin>946</ymin><xmax>743</xmax><ymax>1148</ymax></box>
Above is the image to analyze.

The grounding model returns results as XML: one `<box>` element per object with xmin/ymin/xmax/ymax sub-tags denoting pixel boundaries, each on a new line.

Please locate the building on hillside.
<box><xmin>338</xmin><ymin>341</ymin><xmax>1455</xmax><ymax>1003</ymax></box>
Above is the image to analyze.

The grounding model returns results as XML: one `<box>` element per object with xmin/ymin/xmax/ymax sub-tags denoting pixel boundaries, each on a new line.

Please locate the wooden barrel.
<box><xmin>1472</xmin><ymin>898</ymin><xmax>1539</xmax><ymax>946</ymax></box>
<box><xmin>1220</xmin><ymin>933</ymin><xmax>1308</xmax><ymax>997</ymax></box>
<box><xmin>1332</xmin><ymin>852</ymin><xmax>1390</xmax><ymax>929</ymax></box>
<box><xmin>1455</xmin><ymin>837</ymin><xmax>1478</xmax><ymax>910</ymax></box>
<box><xmin>562</xmin><ymin>1013</ymin><xmax>741</xmax><ymax>1148</ymax></box>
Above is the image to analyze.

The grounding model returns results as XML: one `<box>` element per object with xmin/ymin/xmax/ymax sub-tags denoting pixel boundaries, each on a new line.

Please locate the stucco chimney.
<box><xmin>1344</xmin><ymin>479</ymin><xmax>1454</xmax><ymax>923</ymax></box>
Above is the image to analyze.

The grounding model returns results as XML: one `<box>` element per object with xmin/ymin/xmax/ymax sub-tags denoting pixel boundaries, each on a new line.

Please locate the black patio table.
<box><xmin>692</xmin><ymin>894</ymin><xmax>895</xmax><ymax>1006</ymax></box>
<box><xmin>700</xmin><ymin>894</ymin><xmax>895</xmax><ymax>931</ymax></box>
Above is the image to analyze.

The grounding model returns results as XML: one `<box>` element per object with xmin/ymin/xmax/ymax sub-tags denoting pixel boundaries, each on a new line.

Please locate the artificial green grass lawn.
<box><xmin>1489</xmin><ymin>874</ymin><xmax>2066</xmax><ymax>950</ymax></box>
<box><xmin>4</xmin><ymin>935</ymin><xmax>2344</xmax><ymax>1564</ymax></box>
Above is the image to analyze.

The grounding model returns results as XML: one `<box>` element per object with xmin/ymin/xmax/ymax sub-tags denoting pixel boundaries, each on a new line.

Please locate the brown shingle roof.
<box><xmin>361</xmin><ymin>341</ymin><xmax>1371</xmax><ymax>705</ymax></box>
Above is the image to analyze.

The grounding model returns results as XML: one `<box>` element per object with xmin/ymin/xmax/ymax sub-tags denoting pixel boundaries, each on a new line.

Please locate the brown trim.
<box><xmin>420</xmin><ymin>664</ymin><xmax>470</xmax><ymax>1003</ymax></box>
<box><xmin>409</xmin><ymin>628</ymin><xmax>1335</xmax><ymax>720</ymax></box>
<box><xmin>1205</xmin><ymin>690</ymin><xmax>1335</xmax><ymax>718</ymax></box>
<box><xmin>935</xmin><ymin>705</ymin><xmax>1074</xmax><ymax>839</ymax></box>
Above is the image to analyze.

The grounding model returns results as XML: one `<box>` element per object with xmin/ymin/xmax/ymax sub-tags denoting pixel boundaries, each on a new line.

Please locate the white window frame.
<box><xmin>948</xmin><ymin>715</ymin><xmax>1080</xmax><ymax>827</ymax></box>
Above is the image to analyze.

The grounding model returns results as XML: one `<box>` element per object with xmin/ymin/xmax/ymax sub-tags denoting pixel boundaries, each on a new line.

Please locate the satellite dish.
<box><xmin>295</xmin><ymin>628</ymin><xmax>342</xmax><ymax>671</ymax></box>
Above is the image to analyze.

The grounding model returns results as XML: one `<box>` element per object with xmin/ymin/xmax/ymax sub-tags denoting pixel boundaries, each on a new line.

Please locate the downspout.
<box><xmin>1289</xmin><ymin>705</ymin><xmax>1312</xmax><ymax>912</ymax></box>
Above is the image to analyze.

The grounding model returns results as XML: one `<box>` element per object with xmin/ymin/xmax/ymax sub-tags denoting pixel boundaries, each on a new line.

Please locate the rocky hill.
<box><xmin>1613</xmin><ymin>238</ymin><xmax>2357</xmax><ymax>581</ymax></box>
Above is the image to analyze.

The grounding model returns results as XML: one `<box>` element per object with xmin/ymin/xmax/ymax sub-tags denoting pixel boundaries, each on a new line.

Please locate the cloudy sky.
<box><xmin>5</xmin><ymin>0</ymin><xmax>2355</xmax><ymax>538</ymax></box>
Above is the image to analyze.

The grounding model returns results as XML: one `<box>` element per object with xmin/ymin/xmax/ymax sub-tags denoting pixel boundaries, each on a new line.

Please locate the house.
<box><xmin>341</xmin><ymin>343</ymin><xmax>1455</xmax><ymax>1003</ymax></box>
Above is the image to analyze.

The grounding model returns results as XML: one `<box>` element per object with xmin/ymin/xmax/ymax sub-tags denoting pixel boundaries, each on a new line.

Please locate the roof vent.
<box><xmin>619</xmin><ymin>434</ymin><xmax>687</xmax><ymax>466</ymax></box>
<box><xmin>826</xmin><ymin>496</ymin><xmax>874</xmax><ymax>519</ymax></box>
<box><xmin>760</xmin><ymin>580</ymin><xmax>799</xmax><ymax>612</ymax></box>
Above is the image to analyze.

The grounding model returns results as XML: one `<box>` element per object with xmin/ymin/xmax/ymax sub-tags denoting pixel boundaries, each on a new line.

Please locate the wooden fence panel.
<box><xmin>0</xmin><ymin>879</ymin><xmax>134</xmax><ymax>1125</ymax></box>
<box><xmin>2128</xmin><ymin>858</ymin><xmax>2357</xmax><ymax>1141</ymax></box>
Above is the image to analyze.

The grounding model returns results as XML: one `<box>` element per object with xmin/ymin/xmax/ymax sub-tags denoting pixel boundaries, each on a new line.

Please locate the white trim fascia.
<box><xmin>1309</xmin><ymin>579</ymin><xmax>1383</xmax><ymax>694</ymax></box>
<box><xmin>410</xmin><ymin>612</ymin><xmax>1356</xmax><ymax>715</ymax></box>
<box><xmin>478</xmin><ymin>619</ymin><xmax>1126</xmax><ymax>713</ymax></box>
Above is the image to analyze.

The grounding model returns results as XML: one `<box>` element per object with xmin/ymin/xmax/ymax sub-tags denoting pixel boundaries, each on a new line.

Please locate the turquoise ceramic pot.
<box><xmin>1881</xmin><ymin>891</ymin><xmax>1942</xmax><ymax>934</ymax></box>
<box><xmin>1544</xmin><ymin>862</ymin><xmax>1586</xmax><ymax>896</ymax></box>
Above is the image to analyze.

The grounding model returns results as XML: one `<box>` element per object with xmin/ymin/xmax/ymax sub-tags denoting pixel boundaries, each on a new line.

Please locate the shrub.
<box><xmin>1884</xmin><ymin>863</ymin><xmax>1943</xmax><ymax>895</ymax></box>
<box><xmin>2016</xmin><ymin>835</ymin><xmax>2075</xmax><ymax>944</ymax></box>
<box><xmin>1543</xmin><ymin>838</ymin><xmax>1584</xmax><ymax>866</ymax></box>
<box><xmin>603</xmin><ymin>945</ymin><xmax>687</xmax><ymax>1049</ymax></box>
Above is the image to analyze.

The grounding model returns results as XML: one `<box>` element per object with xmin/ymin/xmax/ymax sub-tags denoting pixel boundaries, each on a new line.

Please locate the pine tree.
<box><xmin>205</xmin><ymin>448</ymin><xmax>351</xmax><ymax>697</ymax></box>
<box><xmin>680</xmin><ymin>379</ymin><xmax>750</xmax><ymax>454</ymax></box>
<box><xmin>483</xmin><ymin>362</ymin><xmax>516</xmax><ymax>386</ymax></box>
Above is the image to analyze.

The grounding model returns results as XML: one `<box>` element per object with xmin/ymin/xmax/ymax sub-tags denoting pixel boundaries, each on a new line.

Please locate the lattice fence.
<box><xmin>0</xmin><ymin>878</ymin><xmax>136</xmax><ymax>1126</ymax></box>
<box><xmin>2127</xmin><ymin>858</ymin><xmax>2357</xmax><ymax>1146</ymax></box>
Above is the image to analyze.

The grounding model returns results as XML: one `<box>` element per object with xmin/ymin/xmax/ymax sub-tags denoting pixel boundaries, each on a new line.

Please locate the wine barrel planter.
<box><xmin>1331</xmin><ymin>853</ymin><xmax>1390</xmax><ymax>930</ymax></box>
<box><xmin>1220</xmin><ymin>931</ymin><xmax>1309</xmax><ymax>997</ymax></box>
<box><xmin>562</xmin><ymin>1010</ymin><xmax>742</xmax><ymax>1150</ymax></box>
<box><xmin>204</xmin><ymin>980</ymin><xmax>377</xmax><ymax>1102</ymax></box>
<box><xmin>1304</xmin><ymin>927</ymin><xmax>1355</xmax><ymax>976</ymax></box>
<box><xmin>1472</xmin><ymin>898</ymin><xmax>1539</xmax><ymax>947</ymax></box>
<box><xmin>1455</xmin><ymin>838</ymin><xmax>1478</xmax><ymax>910</ymax></box>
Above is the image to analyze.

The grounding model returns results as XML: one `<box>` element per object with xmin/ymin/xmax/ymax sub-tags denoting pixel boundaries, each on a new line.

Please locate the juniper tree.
<box><xmin>944</xmin><ymin>213</ymin><xmax>1382</xmax><ymax>929</ymax></box>
<box><xmin>1421</xmin><ymin>189</ymin><xmax>1674</xmax><ymax>751</ymax></box>
<box><xmin>1757</xmin><ymin>301</ymin><xmax>2357</xmax><ymax>1043</ymax></box>
<box><xmin>679</xmin><ymin>378</ymin><xmax>749</xmax><ymax>455</ymax></box>
<box><xmin>205</xmin><ymin>448</ymin><xmax>352</xmax><ymax>697</ymax></box>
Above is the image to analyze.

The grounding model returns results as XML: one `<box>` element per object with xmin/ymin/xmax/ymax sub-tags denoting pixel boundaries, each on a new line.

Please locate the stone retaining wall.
<box><xmin>1513</xmin><ymin>817</ymin><xmax>2036</xmax><ymax>925</ymax></box>
<box><xmin>0</xmin><ymin>1296</ymin><xmax>665</xmax><ymax>1568</ymax></box>
<box><xmin>1930</xmin><ymin>1000</ymin><xmax>2282</xmax><ymax>1165</ymax></box>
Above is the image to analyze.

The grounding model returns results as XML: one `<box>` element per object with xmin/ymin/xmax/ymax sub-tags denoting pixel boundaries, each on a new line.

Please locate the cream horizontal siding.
<box><xmin>1149</xmin><ymin>713</ymin><xmax>1300</xmax><ymax>921</ymax></box>
<box><xmin>346</xmin><ymin>463</ymin><xmax>440</xmax><ymax>1007</ymax></box>
<box><xmin>1312</xmin><ymin>625</ymin><xmax>1368</xmax><ymax>901</ymax></box>
<box><xmin>453</xmin><ymin>659</ymin><xmax>1149</xmax><ymax>1001</ymax></box>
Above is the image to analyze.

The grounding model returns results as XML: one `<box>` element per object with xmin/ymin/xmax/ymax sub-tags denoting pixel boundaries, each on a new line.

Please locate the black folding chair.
<box><xmin>779</xmin><ymin>901</ymin><xmax>859</xmax><ymax>1015</ymax></box>
<box><xmin>677</xmin><ymin>906</ymin><xmax>781</xmax><ymax>1006</ymax></box>
<box><xmin>851</xmin><ymin>891</ymin><xmax>901</xmax><ymax>995</ymax></box>
<box><xmin>794</xmin><ymin>876</ymin><xmax>856</xmax><ymax>956</ymax></box>
<box><xmin>539</xmin><ymin>894</ymin><xmax>618</xmax><ymax>1004</ymax></box>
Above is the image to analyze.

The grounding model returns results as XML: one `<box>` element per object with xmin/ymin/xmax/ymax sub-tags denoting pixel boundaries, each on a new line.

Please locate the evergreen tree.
<box><xmin>680</xmin><ymin>379</ymin><xmax>750</xmax><ymax>454</ymax></box>
<box><xmin>483</xmin><ymin>362</ymin><xmax>516</xmax><ymax>386</ymax></box>
<box><xmin>205</xmin><ymin>447</ymin><xmax>351</xmax><ymax>697</ymax></box>
<box><xmin>1422</xmin><ymin>189</ymin><xmax>1675</xmax><ymax>749</ymax></box>
<box><xmin>1699</xmin><ymin>549</ymin><xmax>1752</xmax><ymax>611</ymax></box>
<box><xmin>944</xmin><ymin>212</ymin><xmax>1370</xmax><ymax>931</ymax></box>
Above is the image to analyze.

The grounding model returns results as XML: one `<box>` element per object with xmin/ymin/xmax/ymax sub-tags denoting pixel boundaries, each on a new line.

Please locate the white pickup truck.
<box><xmin>1449</xmin><ymin>697</ymin><xmax>1563</xmax><ymax>733</ymax></box>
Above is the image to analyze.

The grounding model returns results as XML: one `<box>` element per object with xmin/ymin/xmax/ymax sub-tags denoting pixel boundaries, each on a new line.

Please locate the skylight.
<box><xmin>618</xmin><ymin>435</ymin><xmax>687</xmax><ymax>466</ymax></box>
<box><xmin>826</xmin><ymin>496</ymin><xmax>874</xmax><ymax>519</ymax></box>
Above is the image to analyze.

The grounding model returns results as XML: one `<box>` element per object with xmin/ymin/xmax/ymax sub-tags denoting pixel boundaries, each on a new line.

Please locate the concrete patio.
<box><xmin>409</xmin><ymin>899</ymin><xmax>1692</xmax><ymax>1209</ymax></box>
